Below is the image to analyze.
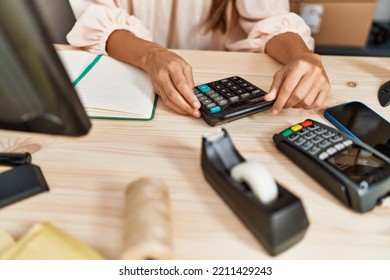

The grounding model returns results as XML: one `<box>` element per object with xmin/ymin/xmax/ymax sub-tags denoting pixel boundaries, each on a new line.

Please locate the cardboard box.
<box><xmin>289</xmin><ymin>0</ymin><xmax>378</xmax><ymax>48</ymax></box>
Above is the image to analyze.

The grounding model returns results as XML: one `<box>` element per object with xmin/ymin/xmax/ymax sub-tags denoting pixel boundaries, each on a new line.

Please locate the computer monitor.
<box><xmin>0</xmin><ymin>0</ymin><xmax>91</xmax><ymax>136</ymax></box>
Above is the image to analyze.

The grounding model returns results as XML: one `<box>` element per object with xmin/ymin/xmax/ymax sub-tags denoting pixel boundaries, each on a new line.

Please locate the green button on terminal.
<box><xmin>282</xmin><ymin>129</ymin><xmax>293</xmax><ymax>137</ymax></box>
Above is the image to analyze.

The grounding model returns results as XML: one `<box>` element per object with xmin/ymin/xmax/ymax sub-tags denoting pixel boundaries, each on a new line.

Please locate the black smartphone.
<box><xmin>324</xmin><ymin>101</ymin><xmax>390</xmax><ymax>158</ymax></box>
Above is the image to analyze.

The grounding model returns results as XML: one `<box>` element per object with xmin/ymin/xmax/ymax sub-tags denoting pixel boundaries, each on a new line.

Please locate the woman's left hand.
<box><xmin>264</xmin><ymin>52</ymin><xmax>331</xmax><ymax>115</ymax></box>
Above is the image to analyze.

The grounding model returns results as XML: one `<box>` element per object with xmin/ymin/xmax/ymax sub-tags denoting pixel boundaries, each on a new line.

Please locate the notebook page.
<box><xmin>74</xmin><ymin>55</ymin><xmax>155</xmax><ymax>118</ymax></box>
<box><xmin>57</xmin><ymin>50</ymin><xmax>92</xmax><ymax>82</ymax></box>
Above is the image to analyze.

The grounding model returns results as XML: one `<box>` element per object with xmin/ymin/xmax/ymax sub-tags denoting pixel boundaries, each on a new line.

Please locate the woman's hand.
<box><xmin>106</xmin><ymin>30</ymin><xmax>200</xmax><ymax>117</ymax></box>
<box><xmin>144</xmin><ymin>46</ymin><xmax>201</xmax><ymax>117</ymax></box>
<box><xmin>264</xmin><ymin>52</ymin><xmax>330</xmax><ymax>115</ymax></box>
<box><xmin>264</xmin><ymin>32</ymin><xmax>331</xmax><ymax>115</ymax></box>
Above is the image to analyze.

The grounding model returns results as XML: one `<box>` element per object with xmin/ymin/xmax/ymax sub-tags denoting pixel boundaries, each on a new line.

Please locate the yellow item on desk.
<box><xmin>0</xmin><ymin>228</ymin><xmax>16</xmax><ymax>257</ymax></box>
<box><xmin>0</xmin><ymin>222</ymin><xmax>105</xmax><ymax>260</ymax></box>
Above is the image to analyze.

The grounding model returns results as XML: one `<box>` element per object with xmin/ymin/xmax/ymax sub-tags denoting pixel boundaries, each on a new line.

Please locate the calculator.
<box><xmin>273</xmin><ymin>119</ymin><xmax>390</xmax><ymax>213</ymax></box>
<box><xmin>194</xmin><ymin>76</ymin><xmax>273</xmax><ymax>126</ymax></box>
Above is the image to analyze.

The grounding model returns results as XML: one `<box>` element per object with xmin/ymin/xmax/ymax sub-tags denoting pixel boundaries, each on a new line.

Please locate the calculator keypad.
<box><xmin>280</xmin><ymin>120</ymin><xmax>353</xmax><ymax>159</ymax></box>
<box><xmin>194</xmin><ymin>76</ymin><xmax>267</xmax><ymax>115</ymax></box>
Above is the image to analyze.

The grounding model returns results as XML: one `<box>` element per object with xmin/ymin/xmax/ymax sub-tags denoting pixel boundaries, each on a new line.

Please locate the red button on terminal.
<box><xmin>301</xmin><ymin>120</ymin><xmax>313</xmax><ymax>127</ymax></box>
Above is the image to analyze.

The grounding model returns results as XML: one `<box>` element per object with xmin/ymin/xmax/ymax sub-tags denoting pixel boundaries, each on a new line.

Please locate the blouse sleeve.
<box><xmin>66</xmin><ymin>2</ymin><xmax>152</xmax><ymax>55</ymax></box>
<box><xmin>226</xmin><ymin>0</ymin><xmax>314</xmax><ymax>52</ymax></box>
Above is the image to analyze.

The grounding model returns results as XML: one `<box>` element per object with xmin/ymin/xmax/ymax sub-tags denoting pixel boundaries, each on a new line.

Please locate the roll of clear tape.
<box><xmin>121</xmin><ymin>178</ymin><xmax>173</xmax><ymax>260</ymax></box>
<box><xmin>230</xmin><ymin>161</ymin><xmax>278</xmax><ymax>205</ymax></box>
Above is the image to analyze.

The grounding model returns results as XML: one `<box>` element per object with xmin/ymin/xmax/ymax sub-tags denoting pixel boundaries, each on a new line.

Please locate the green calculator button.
<box><xmin>282</xmin><ymin>129</ymin><xmax>293</xmax><ymax>137</ymax></box>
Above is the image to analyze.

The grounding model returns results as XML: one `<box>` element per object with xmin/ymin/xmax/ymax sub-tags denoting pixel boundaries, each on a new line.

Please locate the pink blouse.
<box><xmin>67</xmin><ymin>0</ymin><xmax>314</xmax><ymax>55</ymax></box>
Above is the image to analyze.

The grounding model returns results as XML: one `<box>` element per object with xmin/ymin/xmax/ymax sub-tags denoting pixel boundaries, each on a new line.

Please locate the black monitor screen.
<box><xmin>0</xmin><ymin>0</ymin><xmax>91</xmax><ymax>136</ymax></box>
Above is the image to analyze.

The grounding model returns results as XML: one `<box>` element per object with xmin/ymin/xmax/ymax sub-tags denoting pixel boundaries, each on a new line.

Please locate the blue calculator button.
<box><xmin>198</xmin><ymin>84</ymin><xmax>211</xmax><ymax>93</ymax></box>
<box><xmin>209</xmin><ymin>106</ymin><xmax>221</xmax><ymax>114</ymax></box>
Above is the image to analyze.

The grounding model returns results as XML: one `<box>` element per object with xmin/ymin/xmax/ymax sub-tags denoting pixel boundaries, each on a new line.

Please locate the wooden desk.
<box><xmin>0</xmin><ymin>50</ymin><xmax>389</xmax><ymax>259</ymax></box>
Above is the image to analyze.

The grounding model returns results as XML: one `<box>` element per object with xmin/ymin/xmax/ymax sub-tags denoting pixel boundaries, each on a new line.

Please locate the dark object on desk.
<box><xmin>0</xmin><ymin>0</ymin><xmax>91</xmax><ymax>136</ymax></box>
<box><xmin>0</xmin><ymin>153</ymin><xmax>49</xmax><ymax>209</ymax></box>
<box><xmin>201</xmin><ymin>129</ymin><xmax>309</xmax><ymax>256</ymax></box>
<box><xmin>369</xmin><ymin>22</ymin><xmax>390</xmax><ymax>46</ymax></box>
<box><xmin>194</xmin><ymin>76</ymin><xmax>273</xmax><ymax>126</ymax></box>
<box><xmin>273</xmin><ymin>119</ymin><xmax>390</xmax><ymax>213</ymax></box>
<box><xmin>324</xmin><ymin>101</ymin><xmax>390</xmax><ymax>158</ymax></box>
<box><xmin>378</xmin><ymin>80</ymin><xmax>390</xmax><ymax>107</ymax></box>
<box><xmin>0</xmin><ymin>153</ymin><xmax>32</xmax><ymax>166</ymax></box>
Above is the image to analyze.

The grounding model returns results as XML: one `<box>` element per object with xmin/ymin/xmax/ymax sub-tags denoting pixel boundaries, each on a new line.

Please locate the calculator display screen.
<box><xmin>327</xmin><ymin>146</ymin><xmax>387</xmax><ymax>183</ymax></box>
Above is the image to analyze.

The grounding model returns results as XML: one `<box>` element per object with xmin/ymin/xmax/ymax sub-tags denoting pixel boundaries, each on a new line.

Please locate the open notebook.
<box><xmin>57</xmin><ymin>50</ymin><xmax>157</xmax><ymax>120</ymax></box>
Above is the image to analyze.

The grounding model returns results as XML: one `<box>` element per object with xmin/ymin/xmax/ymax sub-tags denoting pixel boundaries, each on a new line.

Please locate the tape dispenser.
<box><xmin>201</xmin><ymin>128</ymin><xmax>309</xmax><ymax>256</ymax></box>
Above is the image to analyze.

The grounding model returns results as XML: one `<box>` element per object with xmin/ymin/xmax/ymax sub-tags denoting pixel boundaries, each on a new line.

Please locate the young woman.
<box><xmin>67</xmin><ymin>0</ymin><xmax>330</xmax><ymax>117</ymax></box>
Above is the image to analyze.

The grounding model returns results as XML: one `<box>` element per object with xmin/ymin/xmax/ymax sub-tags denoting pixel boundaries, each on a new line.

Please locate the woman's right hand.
<box><xmin>145</xmin><ymin>45</ymin><xmax>201</xmax><ymax>117</ymax></box>
<box><xmin>106</xmin><ymin>30</ymin><xmax>200</xmax><ymax>117</ymax></box>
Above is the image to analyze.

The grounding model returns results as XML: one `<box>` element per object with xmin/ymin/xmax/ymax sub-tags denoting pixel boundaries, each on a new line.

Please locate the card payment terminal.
<box><xmin>273</xmin><ymin>119</ymin><xmax>390</xmax><ymax>213</ymax></box>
